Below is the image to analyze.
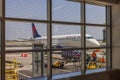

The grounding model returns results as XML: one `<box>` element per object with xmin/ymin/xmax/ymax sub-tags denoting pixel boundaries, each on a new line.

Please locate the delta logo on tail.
<box><xmin>32</xmin><ymin>23</ymin><xmax>41</xmax><ymax>38</ymax></box>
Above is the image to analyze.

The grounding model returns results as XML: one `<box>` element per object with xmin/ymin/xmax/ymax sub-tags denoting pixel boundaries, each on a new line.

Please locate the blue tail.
<box><xmin>32</xmin><ymin>23</ymin><xmax>41</xmax><ymax>38</ymax></box>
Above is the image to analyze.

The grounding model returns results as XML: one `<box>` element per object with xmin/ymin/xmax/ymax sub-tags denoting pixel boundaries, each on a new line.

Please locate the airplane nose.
<box><xmin>87</xmin><ymin>39</ymin><xmax>100</xmax><ymax>47</ymax></box>
<box><xmin>93</xmin><ymin>39</ymin><xmax>100</xmax><ymax>46</ymax></box>
<box><xmin>95</xmin><ymin>41</ymin><xmax>100</xmax><ymax>46</ymax></box>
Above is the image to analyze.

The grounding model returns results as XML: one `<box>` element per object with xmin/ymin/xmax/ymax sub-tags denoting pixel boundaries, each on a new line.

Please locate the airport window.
<box><xmin>85</xmin><ymin>7</ymin><xmax>108</xmax><ymax>72</ymax></box>
<box><xmin>5</xmin><ymin>0</ymin><xmax>47</xmax><ymax>20</ymax></box>
<box><xmin>52</xmin><ymin>0</ymin><xmax>81</xmax><ymax>22</ymax></box>
<box><xmin>86</xmin><ymin>48</ymin><xmax>107</xmax><ymax>73</ymax></box>
<box><xmin>1</xmin><ymin>0</ymin><xmax>111</xmax><ymax>80</ymax></box>
<box><xmin>5</xmin><ymin>21</ymin><xmax>48</xmax><ymax>79</ymax></box>
<box><xmin>52</xmin><ymin>24</ymin><xmax>81</xmax><ymax>48</ymax></box>
<box><xmin>86</xmin><ymin>4</ymin><xmax>106</xmax><ymax>24</ymax></box>
<box><xmin>5</xmin><ymin>21</ymin><xmax>47</xmax><ymax>42</ymax></box>
<box><xmin>86</xmin><ymin>26</ymin><xmax>106</xmax><ymax>47</ymax></box>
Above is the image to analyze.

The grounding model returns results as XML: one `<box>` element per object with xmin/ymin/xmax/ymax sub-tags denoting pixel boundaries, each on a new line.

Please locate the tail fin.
<box><xmin>32</xmin><ymin>23</ymin><xmax>41</xmax><ymax>38</ymax></box>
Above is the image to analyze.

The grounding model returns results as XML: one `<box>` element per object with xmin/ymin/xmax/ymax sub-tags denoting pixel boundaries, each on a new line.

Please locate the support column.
<box><xmin>112</xmin><ymin>4</ymin><xmax>120</xmax><ymax>69</ymax></box>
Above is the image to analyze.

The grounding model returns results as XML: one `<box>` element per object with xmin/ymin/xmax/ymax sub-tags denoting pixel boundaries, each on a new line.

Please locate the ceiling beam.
<box><xmin>86</xmin><ymin>0</ymin><xmax>119</xmax><ymax>5</ymax></box>
<box><xmin>67</xmin><ymin>0</ymin><xmax>119</xmax><ymax>5</ymax></box>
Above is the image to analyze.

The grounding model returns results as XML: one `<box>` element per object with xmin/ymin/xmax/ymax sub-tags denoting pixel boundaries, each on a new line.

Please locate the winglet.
<box><xmin>32</xmin><ymin>23</ymin><xmax>41</xmax><ymax>38</ymax></box>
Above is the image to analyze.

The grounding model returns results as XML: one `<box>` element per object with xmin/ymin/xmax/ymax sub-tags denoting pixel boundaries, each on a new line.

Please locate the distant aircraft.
<box><xmin>32</xmin><ymin>23</ymin><xmax>100</xmax><ymax>48</ymax></box>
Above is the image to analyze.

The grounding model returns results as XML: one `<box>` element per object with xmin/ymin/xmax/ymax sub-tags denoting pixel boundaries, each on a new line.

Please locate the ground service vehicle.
<box><xmin>45</xmin><ymin>61</ymin><xmax>64</xmax><ymax>68</ymax></box>
<box><xmin>62</xmin><ymin>50</ymin><xmax>81</xmax><ymax>62</ymax></box>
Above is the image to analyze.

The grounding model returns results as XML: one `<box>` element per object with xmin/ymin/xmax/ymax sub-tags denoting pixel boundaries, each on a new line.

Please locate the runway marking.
<box><xmin>18</xmin><ymin>72</ymin><xmax>32</xmax><ymax>78</ymax></box>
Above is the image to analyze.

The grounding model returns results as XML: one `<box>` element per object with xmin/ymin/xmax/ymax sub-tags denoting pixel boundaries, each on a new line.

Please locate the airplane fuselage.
<box><xmin>35</xmin><ymin>34</ymin><xmax>100</xmax><ymax>48</ymax></box>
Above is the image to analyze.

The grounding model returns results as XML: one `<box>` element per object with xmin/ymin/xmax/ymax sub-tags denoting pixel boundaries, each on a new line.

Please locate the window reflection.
<box><xmin>52</xmin><ymin>49</ymin><xmax>82</xmax><ymax>74</ymax></box>
<box><xmin>86</xmin><ymin>26</ymin><xmax>106</xmax><ymax>47</ymax></box>
<box><xmin>6</xmin><ymin>0</ymin><xmax>47</xmax><ymax>20</ymax></box>
<box><xmin>52</xmin><ymin>24</ymin><xmax>81</xmax><ymax>48</ymax></box>
<box><xmin>86</xmin><ymin>4</ymin><xmax>106</xmax><ymax>24</ymax></box>
<box><xmin>86</xmin><ymin>49</ymin><xmax>106</xmax><ymax>73</ymax></box>
<box><xmin>52</xmin><ymin>0</ymin><xmax>80</xmax><ymax>22</ymax></box>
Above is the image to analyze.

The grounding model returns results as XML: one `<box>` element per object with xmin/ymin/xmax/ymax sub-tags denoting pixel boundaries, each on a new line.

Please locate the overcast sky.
<box><xmin>5</xmin><ymin>0</ymin><xmax>105</xmax><ymax>40</ymax></box>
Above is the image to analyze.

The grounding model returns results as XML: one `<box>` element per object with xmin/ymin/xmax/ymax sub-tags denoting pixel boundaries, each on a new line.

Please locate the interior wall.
<box><xmin>0</xmin><ymin>0</ymin><xmax>2</xmax><ymax>17</ymax></box>
<box><xmin>112</xmin><ymin>4</ymin><xmax>120</xmax><ymax>69</ymax></box>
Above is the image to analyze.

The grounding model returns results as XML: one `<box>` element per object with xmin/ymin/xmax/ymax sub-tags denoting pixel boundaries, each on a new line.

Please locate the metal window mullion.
<box><xmin>1</xmin><ymin>0</ymin><xmax>5</xmax><ymax>80</ymax></box>
<box><xmin>47</xmin><ymin>0</ymin><xmax>52</xmax><ymax>80</ymax></box>
<box><xmin>81</xmin><ymin>1</ymin><xmax>86</xmax><ymax>74</ymax></box>
<box><xmin>5</xmin><ymin>18</ymin><xmax>83</xmax><ymax>25</ymax></box>
<box><xmin>5</xmin><ymin>17</ymin><xmax>106</xmax><ymax>27</ymax></box>
<box><xmin>106</xmin><ymin>6</ymin><xmax>112</xmax><ymax>70</ymax></box>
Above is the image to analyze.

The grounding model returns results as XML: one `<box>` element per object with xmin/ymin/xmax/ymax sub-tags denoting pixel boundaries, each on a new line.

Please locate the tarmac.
<box><xmin>5</xmin><ymin>41</ymin><xmax>106</xmax><ymax>80</ymax></box>
<box><xmin>6</xmin><ymin>52</ymin><xmax>81</xmax><ymax>79</ymax></box>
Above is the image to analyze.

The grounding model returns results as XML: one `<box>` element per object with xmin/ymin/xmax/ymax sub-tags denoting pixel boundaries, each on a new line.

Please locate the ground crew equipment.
<box><xmin>45</xmin><ymin>60</ymin><xmax>64</xmax><ymax>68</ymax></box>
<box><xmin>5</xmin><ymin>58</ymin><xmax>19</xmax><ymax>80</ymax></box>
<box><xmin>52</xmin><ymin>61</ymin><xmax>64</xmax><ymax>68</ymax></box>
<box><xmin>87</xmin><ymin>62</ymin><xmax>103</xmax><ymax>69</ymax></box>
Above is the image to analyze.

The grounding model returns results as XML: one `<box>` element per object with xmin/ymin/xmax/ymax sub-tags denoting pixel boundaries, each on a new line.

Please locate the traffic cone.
<box><xmin>24</xmin><ymin>53</ymin><xmax>28</xmax><ymax>57</ymax></box>
<box><xmin>101</xmin><ymin>56</ymin><xmax>105</xmax><ymax>63</ymax></box>
<box><xmin>21</xmin><ymin>53</ymin><xmax>28</xmax><ymax>57</ymax></box>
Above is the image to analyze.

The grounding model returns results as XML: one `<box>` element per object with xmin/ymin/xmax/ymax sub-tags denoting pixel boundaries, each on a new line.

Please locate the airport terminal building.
<box><xmin>0</xmin><ymin>0</ymin><xmax>120</xmax><ymax>80</ymax></box>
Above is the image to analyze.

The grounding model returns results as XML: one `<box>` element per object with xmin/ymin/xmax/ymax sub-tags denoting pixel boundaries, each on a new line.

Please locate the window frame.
<box><xmin>0</xmin><ymin>0</ymin><xmax>112</xmax><ymax>80</ymax></box>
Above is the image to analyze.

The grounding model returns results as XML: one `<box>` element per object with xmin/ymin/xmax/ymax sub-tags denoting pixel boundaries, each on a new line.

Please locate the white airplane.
<box><xmin>32</xmin><ymin>23</ymin><xmax>100</xmax><ymax>48</ymax></box>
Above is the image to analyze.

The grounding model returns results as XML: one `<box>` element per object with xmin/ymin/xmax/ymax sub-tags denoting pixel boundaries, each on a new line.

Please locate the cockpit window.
<box><xmin>86</xmin><ymin>36</ymin><xmax>93</xmax><ymax>39</ymax></box>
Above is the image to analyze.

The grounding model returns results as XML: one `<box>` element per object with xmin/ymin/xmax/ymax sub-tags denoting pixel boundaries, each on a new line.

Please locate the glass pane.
<box><xmin>52</xmin><ymin>24</ymin><xmax>81</xmax><ymax>48</ymax></box>
<box><xmin>86</xmin><ymin>49</ymin><xmax>106</xmax><ymax>73</ymax></box>
<box><xmin>6</xmin><ymin>0</ymin><xmax>47</xmax><ymax>20</ymax></box>
<box><xmin>86</xmin><ymin>26</ymin><xmax>106</xmax><ymax>48</ymax></box>
<box><xmin>86</xmin><ymin>4</ymin><xmax>106</xmax><ymax>24</ymax></box>
<box><xmin>52</xmin><ymin>49</ymin><xmax>81</xmax><ymax>75</ymax></box>
<box><xmin>5</xmin><ymin>21</ymin><xmax>47</xmax><ymax>79</ymax></box>
<box><xmin>52</xmin><ymin>0</ymin><xmax>80</xmax><ymax>22</ymax></box>
<box><xmin>0</xmin><ymin>0</ymin><xmax>2</xmax><ymax>17</ymax></box>
<box><xmin>5</xmin><ymin>51</ymin><xmax>47</xmax><ymax>79</ymax></box>
<box><xmin>5</xmin><ymin>21</ymin><xmax>47</xmax><ymax>41</ymax></box>
<box><xmin>51</xmin><ymin>24</ymin><xmax>81</xmax><ymax>75</ymax></box>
